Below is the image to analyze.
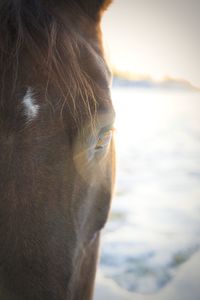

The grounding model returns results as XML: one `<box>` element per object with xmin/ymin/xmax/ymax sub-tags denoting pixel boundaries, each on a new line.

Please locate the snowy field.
<box><xmin>95</xmin><ymin>250</ymin><xmax>200</xmax><ymax>300</ymax></box>
<box><xmin>95</xmin><ymin>88</ymin><xmax>200</xmax><ymax>298</ymax></box>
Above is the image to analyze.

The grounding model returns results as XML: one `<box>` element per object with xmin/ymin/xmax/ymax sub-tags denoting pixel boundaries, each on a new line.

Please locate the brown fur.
<box><xmin>0</xmin><ymin>1</ymin><xmax>114</xmax><ymax>299</ymax></box>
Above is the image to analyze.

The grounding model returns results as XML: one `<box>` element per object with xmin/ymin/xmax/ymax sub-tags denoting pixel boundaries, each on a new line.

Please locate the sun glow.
<box><xmin>102</xmin><ymin>0</ymin><xmax>200</xmax><ymax>89</ymax></box>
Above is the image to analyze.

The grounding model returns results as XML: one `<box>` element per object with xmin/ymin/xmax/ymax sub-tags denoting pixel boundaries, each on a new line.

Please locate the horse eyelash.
<box><xmin>95</xmin><ymin>127</ymin><xmax>114</xmax><ymax>150</ymax></box>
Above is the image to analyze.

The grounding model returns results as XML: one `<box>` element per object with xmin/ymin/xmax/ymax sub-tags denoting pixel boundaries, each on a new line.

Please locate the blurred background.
<box><xmin>96</xmin><ymin>0</ymin><xmax>200</xmax><ymax>298</ymax></box>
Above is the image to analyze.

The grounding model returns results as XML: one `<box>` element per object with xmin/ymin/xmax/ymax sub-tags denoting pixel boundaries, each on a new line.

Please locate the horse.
<box><xmin>0</xmin><ymin>1</ymin><xmax>115</xmax><ymax>299</ymax></box>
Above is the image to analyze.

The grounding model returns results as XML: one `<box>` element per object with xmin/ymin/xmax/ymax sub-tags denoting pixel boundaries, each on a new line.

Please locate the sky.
<box><xmin>102</xmin><ymin>0</ymin><xmax>200</xmax><ymax>88</ymax></box>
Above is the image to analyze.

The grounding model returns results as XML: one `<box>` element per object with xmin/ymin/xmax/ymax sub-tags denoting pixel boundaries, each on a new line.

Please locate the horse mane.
<box><xmin>0</xmin><ymin>0</ymin><xmax>108</xmax><ymax>129</ymax></box>
<box><xmin>75</xmin><ymin>0</ymin><xmax>112</xmax><ymax>20</ymax></box>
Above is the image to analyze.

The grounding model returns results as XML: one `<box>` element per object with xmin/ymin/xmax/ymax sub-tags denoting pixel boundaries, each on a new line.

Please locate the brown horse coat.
<box><xmin>0</xmin><ymin>1</ymin><xmax>115</xmax><ymax>299</ymax></box>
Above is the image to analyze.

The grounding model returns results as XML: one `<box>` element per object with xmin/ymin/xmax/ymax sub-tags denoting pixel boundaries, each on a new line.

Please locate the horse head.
<box><xmin>0</xmin><ymin>0</ymin><xmax>115</xmax><ymax>299</ymax></box>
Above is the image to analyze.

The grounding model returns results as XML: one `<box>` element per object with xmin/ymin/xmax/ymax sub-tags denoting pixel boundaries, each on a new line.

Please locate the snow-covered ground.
<box><xmin>98</xmin><ymin>89</ymin><xmax>200</xmax><ymax>294</ymax></box>
<box><xmin>94</xmin><ymin>250</ymin><xmax>200</xmax><ymax>300</ymax></box>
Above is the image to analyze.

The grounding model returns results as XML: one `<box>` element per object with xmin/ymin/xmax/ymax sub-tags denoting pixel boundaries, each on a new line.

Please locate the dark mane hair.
<box><xmin>0</xmin><ymin>0</ymin><xmax>108</xmax><ymax>128</ymax></box>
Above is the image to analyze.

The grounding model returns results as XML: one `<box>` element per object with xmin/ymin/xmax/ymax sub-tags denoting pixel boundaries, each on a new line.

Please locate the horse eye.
<box><xmin>95</xmin><ymin>129</ymin><xmax>113</xmax><ymax>150</ymax></box>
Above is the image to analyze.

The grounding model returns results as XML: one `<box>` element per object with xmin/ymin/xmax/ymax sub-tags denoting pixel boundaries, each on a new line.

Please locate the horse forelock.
<box><xmin>0</xmin><ymin>0</ymin><xmax>111</xmax><ymax>134</ymax></box>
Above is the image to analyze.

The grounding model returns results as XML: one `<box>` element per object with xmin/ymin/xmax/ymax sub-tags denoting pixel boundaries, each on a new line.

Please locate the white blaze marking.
<box><xmin>22</xmin><ymin>87</ymin><xmax>39</xmax><ymax>120</ymax></box>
